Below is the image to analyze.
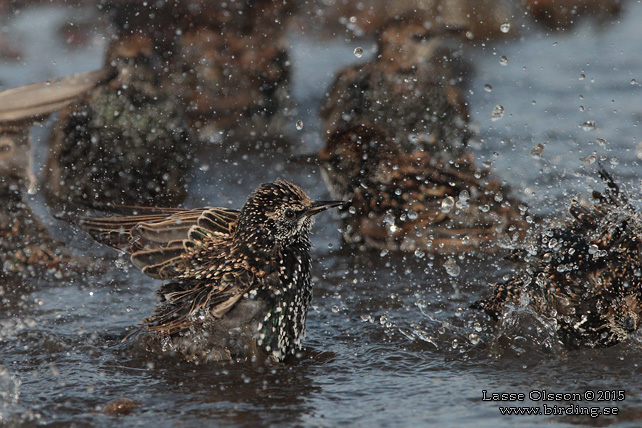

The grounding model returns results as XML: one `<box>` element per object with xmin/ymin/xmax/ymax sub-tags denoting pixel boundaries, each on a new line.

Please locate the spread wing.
<box><xmin>79</xmin><ymin>205</ymin><xmax>249</xmax><ymax>334</ymax></box>
<box><xmin>77</xmin><ymin>206</ymin><xmax>239</xmax><ymax>279</ymax></box>
<box><xmin>79</xmin><ymin>204</ymin><xmax>265</xmax><ymax>335</ymax></box>
<box><xmin>0</xmin><ymin>69</ymin><xmax>115</xmax><ymax>128</ymax></box>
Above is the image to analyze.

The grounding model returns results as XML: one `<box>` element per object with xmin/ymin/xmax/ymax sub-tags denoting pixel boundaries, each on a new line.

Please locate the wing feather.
<box><xmin>0</xmin><ymin>69</ymin><xmax>116</xmax><ymax>128</ymax></box>
<box><xmin>77</xmin><ymin>207</ymin><xmax>239</xmax><ymax>253</ymax></box>
<box><xmin>79</xmin><ymin>205</ymin><xmax>252</xmax><ymax>335</ymax></box>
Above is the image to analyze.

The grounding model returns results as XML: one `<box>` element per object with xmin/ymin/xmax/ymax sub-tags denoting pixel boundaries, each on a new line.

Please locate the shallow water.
<box><xmin>2</xmin><ymin>2</ymin><xmax>642</xmax><ymax>427</ymax></box>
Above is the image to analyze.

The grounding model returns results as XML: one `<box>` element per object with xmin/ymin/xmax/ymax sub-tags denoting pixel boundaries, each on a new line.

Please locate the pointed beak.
<box><xmin>305</xmin><ymin>200</ymin><xmax>345</xmax><ymax>216</ymax></box>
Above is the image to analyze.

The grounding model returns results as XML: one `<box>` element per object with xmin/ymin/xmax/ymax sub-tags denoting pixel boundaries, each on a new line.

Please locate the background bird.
<box><xmin>320</xmin><ymin>12</ymin><xmax>470</xmax><ymax>160</ymax></box>
<box><xmin>318</xmin><ymin>123</ymin><xmax>529</xmax><ymax>253</ymax></box>
<box><xmin>170</xmin><ymin>0</ymin><xmax>295</xmax><ymax>139</ymax></box>
<box><xmin>45</xmin><ymin>32</ymin><xmax>194</xmax><ymax>212</ymax></box>
<box><xmin>0</xmin><ymin>70</ymin><xmax>109</xmax><ymax>278</ymax></box>
<box><xmin>473</xmin><ymin>167</ymin><xmax>642</xmax><ymax>349</ymax></box>
<box><xmin>77</xmin><ymin>180</ymin><xmax>342</xmax><ymax>363</ymax></box>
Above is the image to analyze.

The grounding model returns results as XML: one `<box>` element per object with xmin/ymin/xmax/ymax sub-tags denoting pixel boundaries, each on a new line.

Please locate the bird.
<box><xmin>473</xmin><ymin>167</ymin><xmax>642</xmax><ymax>349</ymax></box>
<box><xmin>168</xmin><ymin>0</ymin><xmax>295</xmax><ymax>139</ymax></box>
<box><xmin>77</xmin><ymin>180</ymin><xmax>342</xmax><ymax>363</ymax></box>
<box><xmin>0</xmin><ymin>70</ymin><xmax>109</xmax><ymax>278</ymax></box>
<box><xmin>45</xmin><ymin>31</ymin><xmax>194</xmax><ymax>212</ymax></box>
<box><xmin>295</xmin><ymin>0</ymin><xmax>519</xmax><ymax>42</ymax></box>
<box><xmin>317</xmin><ymin>123</ymin><xmax>529</xmax><ymax>253</ymax></box>
<box><xmin>320</xmin><ymin>12</ymin><xmax>471</xmax><ymax>160</ymax></box>
<box><xmin>100</xmin><ymin>0</ymin><xmax>295</xmax><ymax>140</ymax></box>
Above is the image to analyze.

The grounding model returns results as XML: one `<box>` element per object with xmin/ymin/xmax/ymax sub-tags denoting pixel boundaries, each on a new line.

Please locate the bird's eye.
<box><xmin>284</xmin><ymin>208</ymin><xmax>295</xmax><ymax>219</ymax></box>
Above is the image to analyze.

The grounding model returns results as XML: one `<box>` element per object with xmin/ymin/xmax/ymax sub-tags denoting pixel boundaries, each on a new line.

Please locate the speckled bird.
<box><xmin>318</xmin><ymin>123</ymin><xmax>529</xmax><ymax>253</ymax></box>
<box><xmin>169</xmin><ymin>0</ymin><xmax>295</xmax><ymax>139</ymax></box>
<box><xmin>320</xmin><ymin>12</ymin><xmax>470</xmax><ymax>159</ymax></box>
<box><xmin>101</xmin><ymin>0</ymin><xmax>294</xmax><ymax>140</ymax></box>
<box><xmin>0</xmin><ymin>71</ymin><xmax>109</xmax><ymax>278</ymax></box>
<box><xmin>78</xmin><ymin>181</ymin><xmax>342</xmax><ymax>363</ymax></box>
<box><xmin>45</xmin><ymin>32</ymin><xmax>194</xmax><ymax>211</ymax></box>
<box><xmin>473</xmin><ymin>168</ymin><xmax>642</xmax><ymax>348</ymax></box>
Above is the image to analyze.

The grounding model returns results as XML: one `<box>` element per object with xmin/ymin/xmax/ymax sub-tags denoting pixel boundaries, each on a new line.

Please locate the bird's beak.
<box><xmin>305</xmin><ymin>200</ymin><xmax>345</xmax><ymax>216</ymax></box>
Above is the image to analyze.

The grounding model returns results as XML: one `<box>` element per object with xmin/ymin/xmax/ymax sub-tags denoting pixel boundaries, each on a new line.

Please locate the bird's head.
<box><xmin>376</xmin><ymin>13</ymin><xmax>464</xmax><ymax>69</ymax></box>
<box><xmin>236</xmin><ymin>180</ymin><xmax>342</xmax><ymax>246</ymax></box>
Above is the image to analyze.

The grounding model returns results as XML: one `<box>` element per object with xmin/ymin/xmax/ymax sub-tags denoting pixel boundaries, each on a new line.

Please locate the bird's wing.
<box><xmin>0</xmin><ymin>69</ymin><xmax>115</xmax><ymax>128</ymax></box>
<box><xmin>77</xmin><ymin>207</ymin><xmax>240</xmax><ymax>278</ymax></box>
<box><xmin>131</xmin><ymin>207</ymin><xmax>240</xmax><ymax>280</ymax></box>
<box><xmin>144</xmin><ymin>270</ymin><xmax>256</xmax><ymax>335</ymax></box>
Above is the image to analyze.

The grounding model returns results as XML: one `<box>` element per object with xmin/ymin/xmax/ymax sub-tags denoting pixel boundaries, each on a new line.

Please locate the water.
<box><xmin>3</xmin><ymin>3</ymin><xmax>642</xmax><ymax>427</ymax></box>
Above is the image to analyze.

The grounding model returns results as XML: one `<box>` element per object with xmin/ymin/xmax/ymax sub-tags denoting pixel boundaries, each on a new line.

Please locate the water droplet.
<box><xmin>491</xmin><ymin>104</ymin><xmax>505</xmax><ymax>121</ymax></box>
<box><xmin>579</xmin><ymin>73</ymin><xmax>586</xmax><ymax>80</ymax></box>
<box><xmin>530</xmin><ymin>143</ymin><xmax>544</xmax><ymax>158</ymax></box>
<box><xmin>331</xmin><ymin>305</ymin><xmax>340</xmax><ymax>313</ymax></box>
<box><xmin>444</xmin><ymin>258</ymin><xmax>460</xmax><ymax>277</ymax></box>
<box><xmin>580</xmin><ymin>120</ymin><xmax>596</xmax><ymax>131</ymax></box>
<box><xmin>636</xmin><ymin>142</ymin><xmax>642</xmax><ymax>160</ymax></box>
<box><xmin>484</xmin><ymin>84</ymin><xmax>492</xmax><ymax>92</ymax></box>
<box><xmin>441</xmin><ymin>196</ymin><xmax>455</xmax><ymax>213</ymax></box>
<box><xmin>353</xmin><ymin>47</ymin><xmax>363</xmax><ymax>58</ymax></box>
<box><xmin>535</xmin><ymin>272</ymin><xmax>547</xmax><ymax>287</ymax></box>
<box><xmin>596</xmin><ymin>138</ymin><xmax>606</xmax><ymax>148</ymax></box>
<box><xmin>610</xmin><ymin>157</ymin><xmax>619</xmax><ymax>166</ymax></box>
<box><xmin>499</xmin><ymin>56</ymin><xmax>508</xmax><ymax>66</ymax></box>
<box><xmin>379</xmin><ymin>314</ymin><xmax>389</xmax><ymax>325</ymax></box>
<box><xmin>469</xmin><ymin>333</ymin><xmax>480</xmax><ymax>345</ymax></box>
<box><xmin>295</xmin><ymin>120</ymin><xmax>303</xmax><ymax>130</ymax></box>
<box><xmin>580</xmin><ymin>154</ymin><xmax>597</xmax><ymax>165</ymax></box>
<box><xmin>500</xmin><ymin>22</ymin><xmax>510</xmax><ymax>33</ymax></box>
<box><xmin>631</xmin><ymin>79</ymin><xmax>639</xmax><ymax>86</ymax></box>
<box><xmin>360</xmin><ymin>314</ymin><xmax>373</xmax><ymax>323</ymax></box>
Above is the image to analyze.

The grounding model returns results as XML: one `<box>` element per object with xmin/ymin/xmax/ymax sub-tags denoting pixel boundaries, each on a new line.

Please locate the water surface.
<box><xmin>2</xmin><ymin>3</ymin><xmax>642</xmax><ymax>427</ymax></box>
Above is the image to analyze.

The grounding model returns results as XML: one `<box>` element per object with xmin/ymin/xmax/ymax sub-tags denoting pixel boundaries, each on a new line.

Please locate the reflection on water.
<box><xmin>1</xmin><ymin>1</ymin><xmax>642</xmax><ymax>427</ymax></box>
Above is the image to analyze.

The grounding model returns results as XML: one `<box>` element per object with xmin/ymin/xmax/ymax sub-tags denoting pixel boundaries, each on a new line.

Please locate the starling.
<box><xmin>169</xmin><ymin>0</ymin><xmax>294</xmax><ymax>139</ymax></box>
<box><xmin>295</xmin><ymin>0</ymin><xmax>519</xmax><ymax>41</ymax></box>
<box><xmin>101</xmin><ymin>1</ymin><xmax>294</xmax><ymax>140</ymax></box>
<box><xmin>45</xmin><ymin>32</ymin><xmax>194</xmax><ymax>211</ymax></box>
<box><xmin>320</xmin><ymin>12</ymin><xmax>470</xmax><ymax>159</ymax></box>
<box><xmin>0</xmin><ymin>71</ymin><xmax>108</xmax><ymax>278</ymax></box>
<box><xmin>473</xmin><ymin>168</ymin><xmax>642</xmax><ymax>349</ymax></box>
<box><xmin>77</xmin><ymin>181</ymin><xmax>342</xmax><ymax>363</ymax></box>
<box><xmin>318</xmin><ymin>123</ymin><xmax>528</xmax><ymax>253</ymax></box>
